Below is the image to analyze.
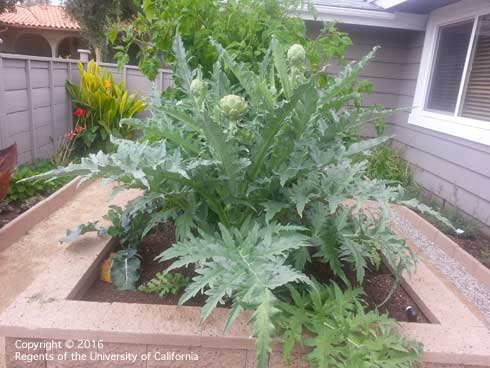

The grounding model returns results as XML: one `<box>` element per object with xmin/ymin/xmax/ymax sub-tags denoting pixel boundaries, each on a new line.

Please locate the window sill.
<box><xmin>408</xmin><ymin>110</ymin><xmax>490</xmax><ymax>147</ymax></box>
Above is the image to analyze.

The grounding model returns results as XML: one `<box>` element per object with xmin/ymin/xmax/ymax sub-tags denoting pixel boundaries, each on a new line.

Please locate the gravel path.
<box><xmin>390</xmin><ymin>210</ymin><xmax>490</xmax><ymax>325</ymax></box>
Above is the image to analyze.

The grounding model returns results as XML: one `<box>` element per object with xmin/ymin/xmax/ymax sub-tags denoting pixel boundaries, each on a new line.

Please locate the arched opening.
<box><xmin>57</xmin><ymin>37</ymin><xmax>89</xmax><ymax>59</ymax></box>
<box><xmin>127</xmin><ymin>43</ymin><xmax>141</xmax><ymax>66</ymax></box>
<box><xmin>14</xmin><ymin>33</ymin><xmax>52</xmax><ymax>57</ymax></box>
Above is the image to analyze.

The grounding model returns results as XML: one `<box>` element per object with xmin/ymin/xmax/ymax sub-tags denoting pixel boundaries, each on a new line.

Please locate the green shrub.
<box><xmin>110</xmin><ymin>0</ymin><xmax>352</xmax><ymax>80</ymax></box>
<box><xmin>6</xmin><ymin>160</ymin><xmax>70</xmax><ymax>204</ymax></box>
<box><xmin>66</xmin><ymin>61</ymin><xmax>145</xmax><ymax>153</ymax></box>
<box><xmin>138</xmin><ymin>272</ymin><xmax>190</xmax><ymax>297</ymax></box>
<box><xmin>30</xmin><ymin>35</ymin><xmax>449</xmax><ymax>367</ymax></box>
<box><xmin>365</xmin><ymin>145</ymin><xmax>412</xmax><ymax>187</ymax></box>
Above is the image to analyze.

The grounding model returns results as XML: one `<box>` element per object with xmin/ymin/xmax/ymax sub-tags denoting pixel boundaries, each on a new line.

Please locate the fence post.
<box><xmin>48</xmin><ymin>60</ymin><xmax>56</xmax><ymax>154</ymax></box>
<box><xmin>123</xmin><ymin>65</ymin><xmax>127</xmax><ymax>88</ymax></box>
<box><xmin>67</xmin><ymin>61</ymin><xmax>73</xmax><ymax>131</ymax></box>
<box><xmin>25</xmin><ymin>59</ymin><xmax>37</xmax><ymax>161</ymax></box>
<box><xmin>0</xmin><ymin>56</ymin><xmax>6</xmax><ymax>149</ymax></box>
<box><xmin>77</xmin><ymin>49</ymin><xmax>91</xmax><ymax>63</ymax></box>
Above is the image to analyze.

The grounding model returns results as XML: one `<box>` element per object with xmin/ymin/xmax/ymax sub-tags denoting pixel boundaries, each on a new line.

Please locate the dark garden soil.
<box><xmin>446</xmin><ymin>233</ymin><xmax>490</xmax><ymax>270</ymax></box>
<box><xmin>0</xmin><ymin>196</ymin><xmax>45</xmax><ymax>229</ymax></box>
<box><xmin>416</xmin><ymin>211</ymin><xmax>490</xmax><ymax>271</ymax></box>
<box><xmin>83</xmin><ymin>224</ymin><xmax>207</xmax><ymax>307</ymax></box>
<box><xmin>82</xmin><ymin>225</ymin><xmax>429</xmax><ymax>323</ymax></box>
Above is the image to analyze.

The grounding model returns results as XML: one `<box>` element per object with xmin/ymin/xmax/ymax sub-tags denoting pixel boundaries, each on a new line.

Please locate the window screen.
<box><xmin>426</xmin><ymin>21</ymin><xmax>473</xmax><ymax>113</ymax></box>
<box><xmin>461</xmin><ymin>15</ymin><xmax>490</xmax><ymax>120</ymax></box>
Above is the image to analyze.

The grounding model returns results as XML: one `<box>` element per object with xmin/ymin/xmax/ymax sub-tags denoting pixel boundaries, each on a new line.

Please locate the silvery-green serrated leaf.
<box><xmin>345</xmin><ymin>136</ymin><xmax>391</xmax><ymax>156</ymax></box>
<box><xmin>253</xmin><ymin>290</ymin><xmax>278</xmax><ymax>368</ymax></box>
<box><xmin>400</xmin><ymin>199</ymin><xmax>455</xmax><ymax>231</ymax></box>
<box><xmin>262</xmin><ymin>201</ymin><xmax>288</xmax><ymax>223</ymax></box>
<box><xmin>61</xmin><ymin>221</ymin><xmax>100</xmax><ymax>244</ymax></box>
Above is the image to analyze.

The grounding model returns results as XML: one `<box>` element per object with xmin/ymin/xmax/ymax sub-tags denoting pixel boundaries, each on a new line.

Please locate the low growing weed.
<box><xmin>6</xmin><ymin>160</ymin><xmax>70</xmax><ymax>204</ymax></box>
<box><xmin>138</xmin><ymin>272</ymin><xmax>190</xmax><ymax>297</ymax></box>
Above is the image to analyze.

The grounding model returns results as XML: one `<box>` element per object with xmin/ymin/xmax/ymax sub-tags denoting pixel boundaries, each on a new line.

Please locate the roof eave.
<box><xmin>0</xmin><ymin>23</ymin><xmax>80</xmax><ymax>32</ymax></box>
<box><xmin>299</xmin><ymin>5</ymin><xmax>427</xmax><ymax>31</ymax></box>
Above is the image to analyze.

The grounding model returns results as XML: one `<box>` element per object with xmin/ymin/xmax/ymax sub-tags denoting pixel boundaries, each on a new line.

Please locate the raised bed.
<box><xmin>0</xmin><ymin>184</ymin><xmax>489</xmax><ymax>368</ymax></box>
<box><xmin>0</xmin><ymin>177</ymin><xmax>83</xmax><ymax>252</ymax></box>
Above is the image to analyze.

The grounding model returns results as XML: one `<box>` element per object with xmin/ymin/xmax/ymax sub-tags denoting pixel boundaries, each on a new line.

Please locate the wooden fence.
<box><xmin>0</xmin><ymin>53</ymin><xmax>173</xmax><ymax>164</ymax></box>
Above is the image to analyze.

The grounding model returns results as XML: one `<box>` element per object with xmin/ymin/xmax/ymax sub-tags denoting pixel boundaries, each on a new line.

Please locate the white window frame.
<box><xmin>408</xmin><ymin>0</ymin><xmax>490</xmax><ymax>146</ymax></box>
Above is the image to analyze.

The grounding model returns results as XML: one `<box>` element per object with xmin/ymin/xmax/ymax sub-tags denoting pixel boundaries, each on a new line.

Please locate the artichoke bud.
<box><xmin>219</xmin><ymin>94</ymin><xmax>248</xmax><ymax>120</ymax></box>
<box><xmin>287</xmin><ymin>44</ymin><xmax>306</xmax><ymax>67</ymax></box>
<box><xmin>190</xmin><ymin>78</ymin><xmax>205</xmax><ymax>96</ymax></box>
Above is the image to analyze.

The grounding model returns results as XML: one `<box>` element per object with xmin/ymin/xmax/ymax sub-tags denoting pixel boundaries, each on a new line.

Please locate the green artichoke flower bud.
<box><xmin>287</xmin><ymin>44</ymin><xmax>306</xmax><ymax>66</ymax></box>
<box><xmin>190</xmin><ymin>78</ymin><xmax>205</xmax><ymax>96</ymax></box>
<box><xmin>219</xmin><ymin>94</ymin><xmax>248</xmax><ymax>120</ymax></box>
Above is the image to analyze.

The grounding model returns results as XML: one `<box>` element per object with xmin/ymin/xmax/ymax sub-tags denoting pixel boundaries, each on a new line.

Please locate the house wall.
<box><xmin>309</xmin><ymin>22</ymin><xmax>490</xmax><ymax>228</ymax></box>
<box><xmin>0</xmin><ymin>53</ymin><xmax>173</xmax><ymax>164</ymax></box>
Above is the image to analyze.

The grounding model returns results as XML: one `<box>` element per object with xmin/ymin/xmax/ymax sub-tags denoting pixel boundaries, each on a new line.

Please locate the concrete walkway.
<box><xmin>0</xmin><ymin>181</ymin><xmax>131</xmax><ymax>368</ymax></box>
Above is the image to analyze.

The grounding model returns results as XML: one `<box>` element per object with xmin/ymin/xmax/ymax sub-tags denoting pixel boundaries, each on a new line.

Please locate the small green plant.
<box><xmin>111</xmin><ymin>248</ymin><xmax>141</xmax><ymax>291</ymax></box>
<box><xmin>138</xmin><ymin>272</ymin><xmax>190</xmax><ymax>297</ymax></box>
<box><xmin>6</xmin><ymin>160</ymin><xmax>70</xmax><ymax>204</ymax></box>
<box><xmin>276</xmin><ymin>282</ymin><xmax>422</xmax><ymax>367</ymax></box>
<box><xmin>365</xmin><ymin>145</ymin><xmax>412</xmax><ymax>187</ymax></box>
<box><xmin>66</xmin><ymin>61</ymin><xmax>145</xmax><ymax>153</ymax></box>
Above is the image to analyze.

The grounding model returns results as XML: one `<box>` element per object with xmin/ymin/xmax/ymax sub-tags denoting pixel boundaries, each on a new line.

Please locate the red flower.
<box><xmin>64</xmin><ymin>131</ymin><xmax>76</xmax><ymax>141</ymax></box>
<box><xmin>73</xmin><ymin>108</ymin><xmax>87</xmax><ymax>118</ymax></box>
<box><xmin>75</xmin><ymin>125</ymin><xmax>85</xmax><ymax>134</ymax></box>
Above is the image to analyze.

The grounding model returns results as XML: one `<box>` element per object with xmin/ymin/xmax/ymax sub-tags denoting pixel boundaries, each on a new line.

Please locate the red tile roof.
<box><xmin>0</xmin><ymin>5</ymin><xmax>80</xmax><ymax>31</ymax></box>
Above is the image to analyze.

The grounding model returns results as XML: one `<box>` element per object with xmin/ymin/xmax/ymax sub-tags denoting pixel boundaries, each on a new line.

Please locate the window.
<box><xmin>408</xmin><ymin>2</ymin><xmax>490</xmax><ymax>146</ymax></box>
<box><xmin>426</xmin><ymin>14</ymin><xmax>490</xmax><ymax>121</ymax></box>
<box><xmin>426</xmin><ymin>21</ymin><xmax>473</xmax><ymax>114</ymax></box>
<box><xmin>461</xmin><ymin>15</ymin><xmax>490</xmax><ymax>121</ymax></box>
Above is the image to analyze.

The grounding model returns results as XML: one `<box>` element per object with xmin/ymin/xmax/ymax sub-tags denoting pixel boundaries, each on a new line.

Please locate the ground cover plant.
<box><xmin>27</xmin><ymin>32</ymin><xmax>458</xmax><ymax>367</ymax></box>
<box><xmin>5</xmin><ymin>160</ymin><xmax>70</xmax><ymax>204</ymax></box>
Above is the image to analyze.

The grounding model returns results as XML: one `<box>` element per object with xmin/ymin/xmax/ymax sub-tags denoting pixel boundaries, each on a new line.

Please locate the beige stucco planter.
<box><xmin>0</xmin><ymin>183</ymin><xmax>489</xmax><ymax>368</ymax></box>
<box><xmin>0</xmin><ymin>177</ymin><xmax>84</xmax><ymax>252</ymax></box>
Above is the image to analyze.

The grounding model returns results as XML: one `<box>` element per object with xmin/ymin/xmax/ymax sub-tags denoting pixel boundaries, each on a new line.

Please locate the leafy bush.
<box><xmin>110</xmin><ymin>0</ymin><xmax>352</xmax><ymax>80</ymax></box>
<box><xmin>276</xmin><ymin>282</ymin><xmax>422</xmax><ymax>367</ymax></box>
<box><xmin>365</xmin><ymin>145</ymin><xmax>412</xmax><ymax>187</ymax></box>
<box><xmin>66</xmin><ymin>61</ymin><xmax>145</xmax><ymax>152</ymax></box>
<box><xmin>31</xmin><ymin>35</ymin><xmax>449</xmax><ymax>367</ymax></box>
<box><xmin>6</xmin><ymin>160</ymin><xmax>70</xmax><ymax>204</ymax></box>
<box><xmin>138</xmin><ymin>272</ymin><xmax>190</xmax><ymax>297</ymax></box>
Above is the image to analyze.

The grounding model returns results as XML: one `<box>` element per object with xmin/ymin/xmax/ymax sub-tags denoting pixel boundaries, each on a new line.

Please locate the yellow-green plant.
<box><xmin>66</xmin><ymin>61</ymin><xmax>145</xmax><ymax>152</ymax></box>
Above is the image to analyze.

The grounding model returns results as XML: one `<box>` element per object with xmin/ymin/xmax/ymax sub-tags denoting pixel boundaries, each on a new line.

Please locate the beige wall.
<box><xmin>0</xmin><ymin>54</ymin><xmax>173</xmax><ymax>164</ymax></box>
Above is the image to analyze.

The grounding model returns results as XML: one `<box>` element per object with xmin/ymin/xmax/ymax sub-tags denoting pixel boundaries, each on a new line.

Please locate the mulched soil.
<box><xmin>83</xmin><ymin>224</ymin><xmax>206</xmax><ymax>306</ymax></box>
<box><xmin>415</xmin><ymin>210</ymin><xmax>490</xmax><ymax>271</ymax></box>
<box><xmin>447</xmin><ymin>233</ymin><xmax>490</xmax><ymax>270</ymax></box>
<box><xmin>82</xmin><ymin>226</ymin><xmax>428</xmax><ymax>323</ymax></box>
<box><xmin>305</xmin><ymin>261</ymin><xmax>429</xmax><ymax>323</ymax></box>
<box><xmin>0</xmin><ymin>196</ymin><xmax>45</xmax><ymax>229</ymax></box>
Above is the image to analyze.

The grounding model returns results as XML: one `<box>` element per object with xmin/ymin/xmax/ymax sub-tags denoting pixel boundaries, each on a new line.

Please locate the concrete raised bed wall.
<box><xmin>0</xmin><ymin>183</ymin><xmax>489</xmax><ymax>368</ymax></box>
<box><xmin>0</xmin><ymin>177</ymin><xmax>83</xmax><ymax>252</ymax></box>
